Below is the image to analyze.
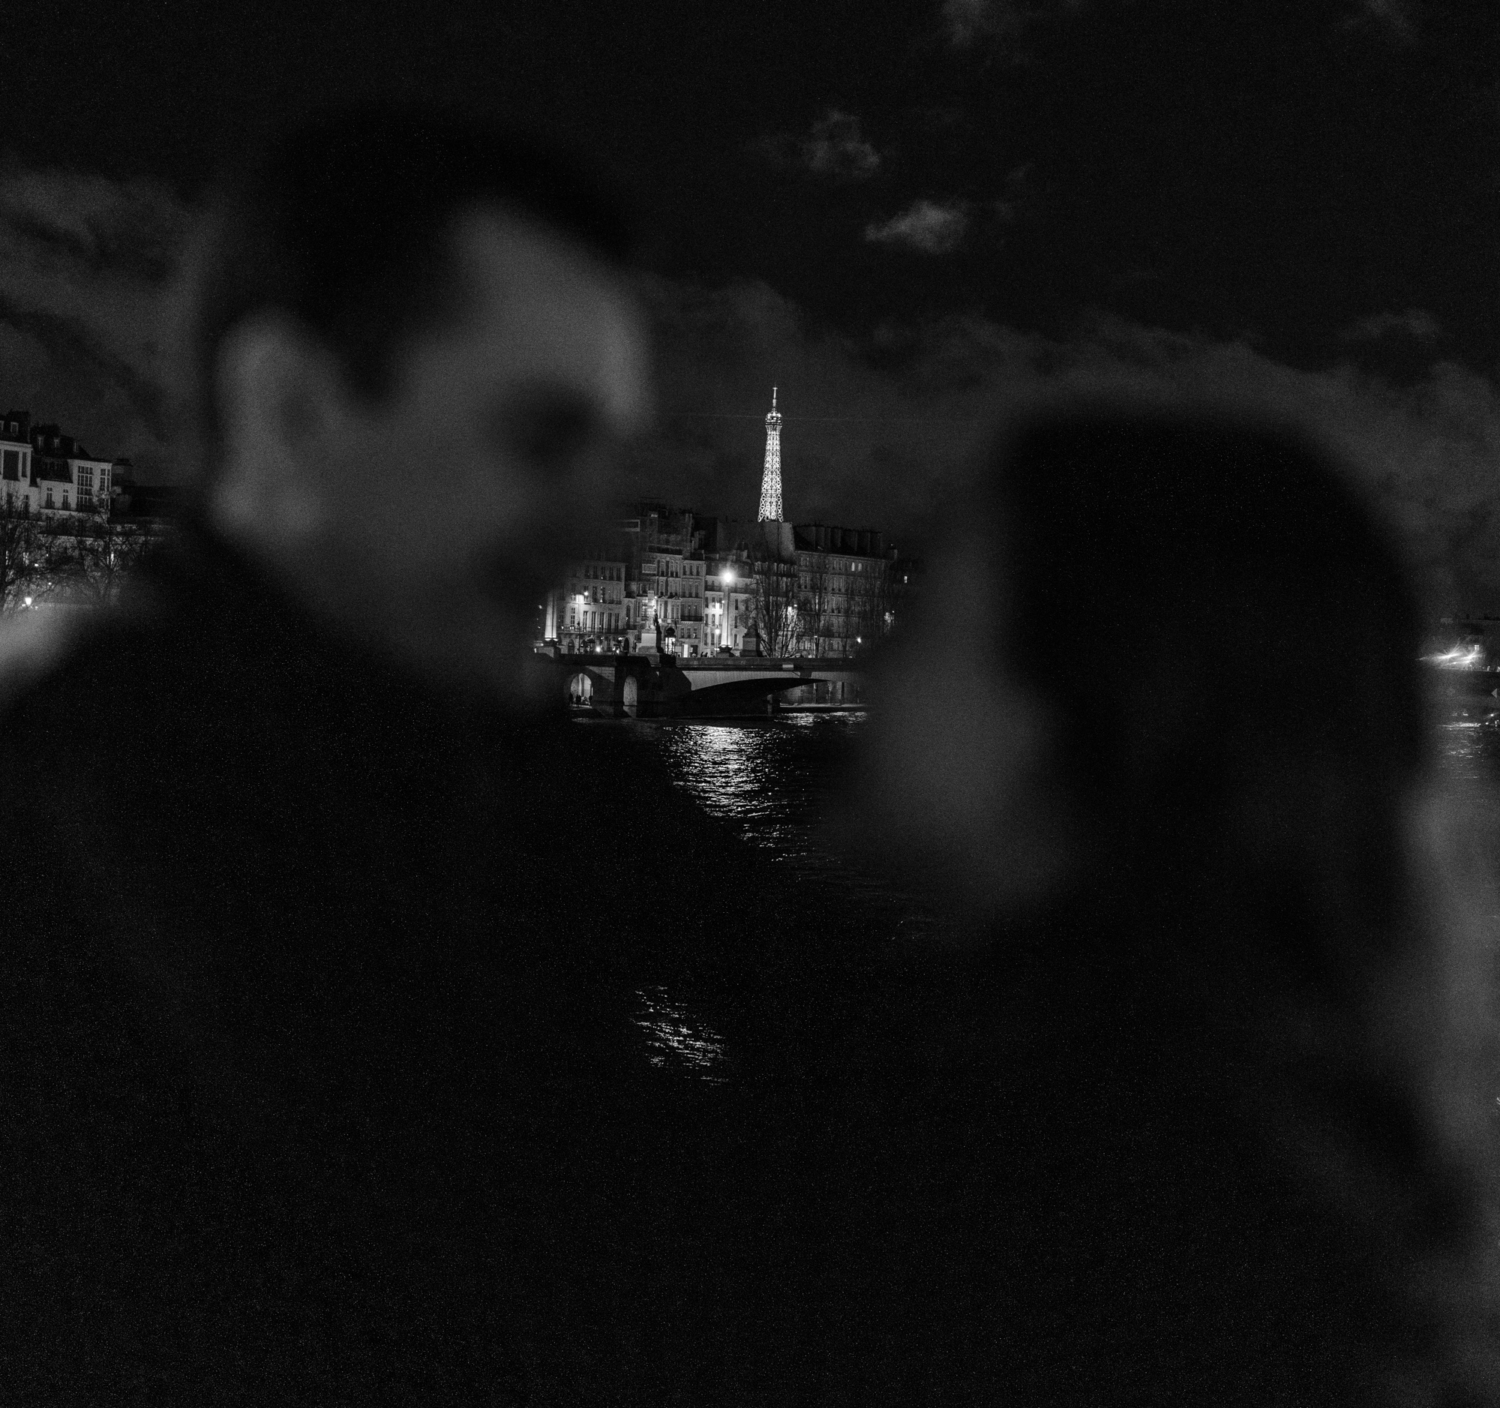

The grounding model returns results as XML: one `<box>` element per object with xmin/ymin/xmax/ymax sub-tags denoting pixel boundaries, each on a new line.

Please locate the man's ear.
<box><xmin>206</xmin><ymin>315</ymin><xmax>347</xmax><ymax>545</ymax></box>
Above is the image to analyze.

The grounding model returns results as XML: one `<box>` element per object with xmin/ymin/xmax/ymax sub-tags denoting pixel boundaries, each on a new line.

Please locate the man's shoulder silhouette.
<box><xmin>0</xmin><ymin>103</ymin><xmax>861</xmax><ymax>1403</ymax></box>
<box><xmin>0</xmin><ymin>524</ymin><xmax>827</xmax><ymax>1404</ymax></box>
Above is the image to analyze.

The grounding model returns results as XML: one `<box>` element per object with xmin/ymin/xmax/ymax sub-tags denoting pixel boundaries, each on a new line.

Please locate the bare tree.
<box><xmin>0</xmin><ymin>502</ymin><xmax>57</xmax><ymax>616</ymax></box>
<box><xmin>795</xmin><ymin>554</ymin><xmax>831</xmax><ymax>656</ymax></box>
<box><xmin>840</xmin><ymin>594</ymin><xmax>860</xmax><ymax>658</ymax></box>
<box><xmin>841</xmin><ymin>562</ymin><xmax>885</xmax><ymax>658</ymax></box>
<box><xmin>749</xmin><ymin>543</ymin><xmax>799</xmax><ymax>657</ymax></box>
<box><xmin>871</xmin><ymin>556</ymin><xmax>913</xmax><ymax>643</ymax></box>
<box><xmin>52</xmin><ymin>511</ymin><xmax>155</xmax><ymax>607</ymax></box>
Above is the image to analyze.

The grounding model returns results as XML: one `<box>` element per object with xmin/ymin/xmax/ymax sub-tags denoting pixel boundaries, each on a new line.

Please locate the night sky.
<box><xmin>0</xmin><ymin>0</ymin><xmax>1498</xmax><ymax>607</ymax></box>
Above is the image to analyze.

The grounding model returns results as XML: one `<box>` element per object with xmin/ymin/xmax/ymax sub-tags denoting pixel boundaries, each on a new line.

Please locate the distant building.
<box><xmin>539</xmin><ymin>386</ymin><xmax>907</xmax><ymax>658</ymax></box>
<box><xmin>539</xmin><ymin>508</ymin><xmax>695</xmax><ymax>657</ymax></box>
<box><xmin>640</xmin><ymin>547</ymin><xmax>706</xmax><ymax>655</ymax></box>
<box><xmin>0</xmin><ymin>413</ymin><xmax>33</xmax><ymax>508</ymax></box>
<box><xmin>545</xmin><ymin>551</ymin><xmax>628</xmax><ymax>653</ymax></box>
<box><xmin>0</xmin><ymin>409</ymin><xmax>121</xmax><ymax>519</ymax></box>
<box><xmin>703</xmin><ymin>554</ymin><xmax>753</xmax><ymax>654</ymax></box>
<box><xmin>696</xmin><ymin>516</ymin><xmax>773</xmax><ymax>654</ymax></box>
<box><xmin>541</xmin><ymin>510</ymin><xmax>903</xmax><ymax>660</ymax></box>
<box><xmin>0</xmin><ymin>412</ymin><xmax>182</xmax><ymax>621</ymax></box>
<box><xmin>111</xmin><ymin>476</ymin><xmax>183</xmax><ymax>524</ymax></box>
<box><xmin>790</xmin><ymin>524</ymin><xmax>897</xmax><ymax>659</ymax></box>
<box><xmin>621</xmin><ymin>506</ymin><xmax>704</xmax><ymax>655</ymax></box>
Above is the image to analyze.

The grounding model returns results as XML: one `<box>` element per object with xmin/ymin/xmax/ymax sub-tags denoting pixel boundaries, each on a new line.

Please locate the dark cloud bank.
<box><xmin>0</xmin><ymin>167</ymin><xmax>187</xmax><ymax>468</ymax></box>
<box><xmin>1</xmin><ymin>166</ymin><xmax>1496</xmax><ymax>616</ymax></box>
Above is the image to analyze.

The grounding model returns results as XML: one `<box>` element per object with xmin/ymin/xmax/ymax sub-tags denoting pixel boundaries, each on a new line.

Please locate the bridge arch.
<box><xmin>541</xmin><ymin>652</ymin><xmax>865</xmax><ymax>718</ymax></box>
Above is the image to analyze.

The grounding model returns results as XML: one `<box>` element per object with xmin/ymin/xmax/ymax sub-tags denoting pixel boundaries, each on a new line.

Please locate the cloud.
<box><xmin>753</xmin><ymin>110</ymin><xmax>882</xmax><ymax>181</ymax></box>
<box><xmin>1340</xmin><ymin>308</ymin><xmax>1441</xmax><ymax>345</ymax></box>
<box><xmin>0</xmin><ymin>167</ymin><xmax>192</xmax><ymax>477</ymax></box>
<box><xmin>948</xmin><ymin>0</ymin><xmax>1414</xmax><ymax>50</ymax></box>
<box><xmin>801</xmin><ymin>111</ymin><xmax>881</xmax><ymax>180</ymax></box>
<box><xmin>941</xmin><ymin>0</ymin><xmax>1090</xmax><ymax>48</ymax></box>
<box><xmin>943</xmin><ymin>0</ymin><xmax>1025</xmax><ymax>45</ymax></box>
<box><xmin>864</xmin><ymin>200</ymin><xmax>970</xmax><ymax>254</ymax></box>
<box><xmin>1341</xmin><ymin>0</ymin><xmax>1417</xmax><ymax>43</ymax></box>
<box><xmin>0</xmin><ymin>163</ymin><xmax>1491</xmax><ymax>621</ymax></box>
<box><xmin>634</xmin><ymin>277</ymin><xmax>1500</xmax><ymax>615</ymax></box>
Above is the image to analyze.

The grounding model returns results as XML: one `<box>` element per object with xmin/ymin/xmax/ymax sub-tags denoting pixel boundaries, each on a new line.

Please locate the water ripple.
<box><xmin>618</xmin><ymin>714</ymin><xmax>945</xmax><ymax>949</ymax></box>
<box><xmin>630</xmin><ymin>985</ymin><xmax>729</xmax><ymax>1084</ymax></box>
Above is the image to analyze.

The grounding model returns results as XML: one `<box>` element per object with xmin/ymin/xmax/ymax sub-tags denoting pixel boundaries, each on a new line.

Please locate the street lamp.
<box><xmin>713</xmin><ymin>567</ymin><xmax>733</xmax><ymax>650</ymax></box>
<box><xmin>572</xmin><ymin>592</ymin><xmax>589</xmax><ymax>652</ymax></box>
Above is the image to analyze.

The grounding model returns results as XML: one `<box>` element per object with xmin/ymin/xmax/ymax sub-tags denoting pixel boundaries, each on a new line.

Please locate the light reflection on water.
<box><xmin>1440</xmin><ymin>718</ymin><xmax>1494</xmax><ymax>784</ymax></box>
<box><xmin>625</xmin><ymin>712</ymin><xmax>938</xmax><ymax>944</ymax></box>
<box><xmin>601</xmin><ymin>712</ymin><xmax>938</xmax><ymax>1085</ymax></box>
<box><xmin>630</xmin><ymin>985</ymin><xmax>729</xmax><ymax>1084</ymax></box>
<box><xmin>601</xmin><ymin>718</ymin><xmax>1499</xmax><ymax>1084</ymax></box>
<box><xmin>615</xmin><ymin>715</ymin><xmax>1500</xmax><ymax>1082</ymax></box>
<box><xmin>633</xmin><ymin>713</ymin><xmax>857</xmax><ymax>854</ymax></box>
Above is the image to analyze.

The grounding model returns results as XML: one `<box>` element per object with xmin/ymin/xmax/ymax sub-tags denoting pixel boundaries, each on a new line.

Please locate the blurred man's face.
<box><xmin>222</xmin><ymin>204</ymin><xmax>650</xmax><ymax>704</ymax></box>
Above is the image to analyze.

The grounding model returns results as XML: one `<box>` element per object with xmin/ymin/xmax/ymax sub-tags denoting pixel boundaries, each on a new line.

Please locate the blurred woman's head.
<box><xmin>859</xmin><ymin>403</ymin><xmax>1426</xmax><ymax>937</ymax></box>
<box><xmin>844</xmin><ymin>401</ymin><xmax>1500</xmax><ymax>1401</ymax></box>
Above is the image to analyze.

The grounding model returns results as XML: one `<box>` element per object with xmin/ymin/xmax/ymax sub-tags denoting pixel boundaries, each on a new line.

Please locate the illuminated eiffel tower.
<box><xmin>757</xmin><ymin>386</ymin><xmax>783</xmax><ymax>522</ymax></box>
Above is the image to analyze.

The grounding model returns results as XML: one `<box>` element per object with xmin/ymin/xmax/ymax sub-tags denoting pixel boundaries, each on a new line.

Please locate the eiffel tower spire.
<box><xmin>757</xmin><ymin>386</ymin><xmax>783</xmax><ymax>522</ymax></box>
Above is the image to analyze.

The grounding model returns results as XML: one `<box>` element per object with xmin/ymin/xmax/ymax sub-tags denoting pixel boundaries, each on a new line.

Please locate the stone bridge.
<box><xmin>542</xmin><ymin>651</ymin><xmax>865</xmax><ymax>717</ymax></box>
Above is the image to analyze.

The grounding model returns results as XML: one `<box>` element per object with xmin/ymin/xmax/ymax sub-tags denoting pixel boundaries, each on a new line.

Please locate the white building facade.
<box><xmin>539</xmin><ymin>507</ymin><xmax>902</xmax><ymax>662</ymax></box>
<box><xmin>545</xmin><ymin>556</ymin><xmax>627</xmax><ymax>653</ymax></box>
<box><xmin>1</xmin><ymin>412</ymin><xmax>117</xmax><ymax>519</ymax></box>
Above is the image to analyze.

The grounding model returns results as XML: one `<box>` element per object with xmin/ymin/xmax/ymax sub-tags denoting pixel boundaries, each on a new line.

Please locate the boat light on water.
<box><xmin>1423</xmin><ymin>644</ymin><xmax>1486</xmax><ymax>669</ymax></box>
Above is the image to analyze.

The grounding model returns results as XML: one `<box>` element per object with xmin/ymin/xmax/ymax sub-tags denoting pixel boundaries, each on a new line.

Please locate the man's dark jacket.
<box><xmin>0</xmin><ymin>527</ymin><xmax>864</xmax><ymax>1405</ymax></box>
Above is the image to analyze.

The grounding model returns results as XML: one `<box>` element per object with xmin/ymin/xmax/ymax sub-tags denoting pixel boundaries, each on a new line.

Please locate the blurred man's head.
<box><xmin>178</xmin><ymin>106</ymin><xmax>651</xmax><ymax>705</ymax></box>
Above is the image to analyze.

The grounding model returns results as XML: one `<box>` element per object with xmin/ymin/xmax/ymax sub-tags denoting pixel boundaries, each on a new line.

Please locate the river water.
<box><xmin>602</xmin><ymin>710</ymin><xmax>1493</xmax><ymax>934</ymax></box>
<box><xmin>576</xmin><ymin>711</ymin><xmax>939</xmax><ymax>1084</ymax></box>
<box><xmin>612</xmin><ymin>710</ymin><xmax>940</xmax><ymax>944</ymax></box>
<box><xmin>1438</xmin><ymin>717</ymin><xmax>1500</xmax><ymax>785</ymax></box>
<box><xmin>590</xmin><ymin>712</ymin><xmax>1499</xmax><ymax>1083</ymax></box>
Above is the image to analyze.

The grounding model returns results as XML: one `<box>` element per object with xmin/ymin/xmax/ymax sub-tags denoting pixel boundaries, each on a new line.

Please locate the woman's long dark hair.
<box><xmin>968</xmin><ymin>408</ymin><xmax>1500</xmax><ymax>1403</ymax></box>
<box><xmin>993</xmin><ymin>411</ymin><xmax>1420</xmax><ymax>902</ymax></box>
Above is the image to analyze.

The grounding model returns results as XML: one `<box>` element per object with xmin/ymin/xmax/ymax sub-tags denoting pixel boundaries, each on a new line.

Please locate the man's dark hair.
<box><xmin>182</xmin><ymin>104</ymin><xmax>633</xmax><ymax>469</ymax></box>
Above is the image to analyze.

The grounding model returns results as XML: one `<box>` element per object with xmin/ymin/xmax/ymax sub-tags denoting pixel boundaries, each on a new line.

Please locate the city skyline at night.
<box><xmin>0</xmin><ymin>1</ymin><xmax>1492</xmax><ymax>605</ymax></box>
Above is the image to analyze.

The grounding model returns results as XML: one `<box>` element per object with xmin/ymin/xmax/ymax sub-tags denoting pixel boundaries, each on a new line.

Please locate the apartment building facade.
<box><xmin>0</xmin><ymin>411</ymin><xmax>118</xmax><ymax>517</ymax></box>
<box><xmin>542</xmin><ymin>507</ymin><xmax>903</xmax><ymax>660</ymax></box>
